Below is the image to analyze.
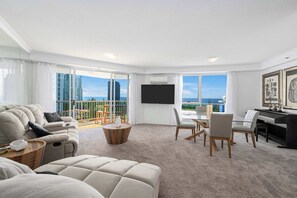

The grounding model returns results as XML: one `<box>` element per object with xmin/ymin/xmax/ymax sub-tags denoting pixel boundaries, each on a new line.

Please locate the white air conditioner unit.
<box><xmin>150</xmin><ymin>76</ymin><xmax>168</xmax><ymax>84</ymax></box>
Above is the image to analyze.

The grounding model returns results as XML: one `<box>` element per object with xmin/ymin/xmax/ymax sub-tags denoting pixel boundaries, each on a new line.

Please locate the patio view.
<box><xmin>56</xmin><ymin>69</ymin><xmax>128</xmax><ymax>126</ymax></box>
<box><xmin>182</xmin><ymin>75</ymin><xmax>227</xmax><ymax>114</ymax></box>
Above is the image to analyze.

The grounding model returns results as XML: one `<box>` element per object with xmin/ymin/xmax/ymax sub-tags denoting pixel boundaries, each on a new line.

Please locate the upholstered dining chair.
<box><xmin>195</xmin><ymin>106</ymin><xmax>208</xmax><ymax>130</ymax></box>
<box><xmin>173</xmin><ymin>108</ymin><xmax>196</xmax><ymax>142</ymax></box>
<box><xmin>203</xmin><ymin>113</ymin><xmax>233</xmax><ymax>158</ymax></box>
<box><xmin>231</xmin><ymin>110</ymin><xmax>259</xmax><ymax>148</ymax></box>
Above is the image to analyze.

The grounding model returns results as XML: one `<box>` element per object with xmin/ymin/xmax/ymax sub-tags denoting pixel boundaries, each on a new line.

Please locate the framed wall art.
<box><xmin>262</xmin><ymin>70</ymin><xmax>282</xmax><ymax>106</ymax></box>
<box><xmin>284</xmin><ymin>66</ymin><xmax>297</xmax><ymax>109</ymax></box>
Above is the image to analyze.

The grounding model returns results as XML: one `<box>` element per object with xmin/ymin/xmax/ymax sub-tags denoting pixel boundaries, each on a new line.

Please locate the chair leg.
<box><xmin>210</xmin><ymin>137</ymin><xmax>213</xmax><ymax>156</ymax></box>
<box><xmin>265</xmin><ymin>127</ymin><xmax>269</xmax><ymax>142</ymax></box>
<box><xmin>227</xmin><ymin>139</ymin><xmax>231</xmax><ymax>158</ymax></box>
<box><xmin>255</xmin><ymin>127</ymin><xmax>258</xmax><ymax>142</ymax></box>
<box><xmin>251</xmin><ymin>132</ymin><xmax>256</xmax><ymax>148</ymax></box>
<box><xmin>193</xmin><ymin>128</ymin><xmax>196</xmax><ymax>143</ymax></box>
<box><xmin>245</xmin><ymin>133</ymin><xmax>249</xmax><ymax>143</ymax></box>
<box><xmin>203</xmin><ymin>133</ymin><xmax>206</xmax><ymax>147</ymax></box>
<box><xmin>231</xmin><ymin>131</ymin><xmax>234</xmax><ymax>146</ymax></box>
<box><xmin>221</xmin><ymin>140</ymin><xmax>223</xmax><ymax>148</ymax></box>
<box><xmin>175</xmin><ymin>127</ymin><xmax>179</xmax><ymax>140</ymax></box>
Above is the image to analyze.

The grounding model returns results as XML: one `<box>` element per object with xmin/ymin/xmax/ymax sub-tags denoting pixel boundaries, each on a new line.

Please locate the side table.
<box><xmin>102</xmin><ymin>123</ymin><xmax>132</xmax><ymax>144</ymax></box>
<box><xmin>0</xmin><ymin>140</ymin><xmax>46</xmax><ymax>169</ymax></box>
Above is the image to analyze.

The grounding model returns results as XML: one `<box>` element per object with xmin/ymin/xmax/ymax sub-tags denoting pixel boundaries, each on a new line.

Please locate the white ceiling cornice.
<box><xmin>0</xmin><ymin>16</ymin><xmax>32</xmax><ymax>53</ymax></box>
<box><xmin>144</xmin><ymin>63</ymin><xmax>261</xmax><ymax>74</ymax></box>
<box><xmin>261</xmin><ymin>47</ymin><xmax>297</xmax><ymax>70</ymax></box>
<box><xmin>30</xmin><ymin>51</ymin><xmax>146</xmax><ymax>74</ymax></box>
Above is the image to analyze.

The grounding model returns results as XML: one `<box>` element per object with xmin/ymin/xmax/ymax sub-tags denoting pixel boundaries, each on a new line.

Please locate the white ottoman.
<box><xmin>35</xmin><ymin>155</ymin><xmax>161</xmax><ymax>198</ymax></box>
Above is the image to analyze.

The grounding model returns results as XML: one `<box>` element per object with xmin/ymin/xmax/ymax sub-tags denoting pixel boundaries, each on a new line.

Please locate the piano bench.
<box><xmin>256</xmin><ymin>123</ymin><xmax>269</xmax><ymax>142</ymax></box>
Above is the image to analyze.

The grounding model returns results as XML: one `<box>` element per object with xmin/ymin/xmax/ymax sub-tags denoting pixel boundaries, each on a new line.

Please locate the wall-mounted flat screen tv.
<box><xmin>141</xmin><ymin>84</ymin><xmax>175</xmax><ymax>104</ymax></box>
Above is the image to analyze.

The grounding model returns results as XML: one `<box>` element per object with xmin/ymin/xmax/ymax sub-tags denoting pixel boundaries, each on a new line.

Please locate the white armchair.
<box><xmin>232</xmin><ymin>110</ymin><xmax>259</xmax><ymax>148</ymax></box>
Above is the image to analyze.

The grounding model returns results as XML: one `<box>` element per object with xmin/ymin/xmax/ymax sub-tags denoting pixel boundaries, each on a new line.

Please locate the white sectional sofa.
<box><xmin>0</xmin><ymin>104</ymin><xmax>79</xmax><ymax>164</ymax></box>
<box><xmin>0</xmin><ymin>155</ymin><xmax>161</xmax><ymax>198</ymax></box>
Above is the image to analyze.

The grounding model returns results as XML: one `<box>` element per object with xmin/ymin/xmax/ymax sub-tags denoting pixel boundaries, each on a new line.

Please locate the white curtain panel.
<box><xmin>175</xmin><ymin>74</ymin><xmax>183</xmax><ymax>113</ymax></box>
<box><xmin>225</xmin><ymin>72</ymin><xmax>237</xmax><ymax>114</ymax></box>
<box><xmin>32</xmin><ymin>62</ymin><xmax>57</xmax><ymax>112</ymax></box>
<box><xmin>169</xmin><ymin>74</ymin><xmax>183</xmax><ymax>125</ymax></box>
<box><xmin>128</xmin><ymin>73</ymin><xmax>136</xmax><ymax>124</ymax></box>
<box><xmin>0</xmin><ymin>58</ymin><xmax>30</xmax><ymax>105</ymax></box>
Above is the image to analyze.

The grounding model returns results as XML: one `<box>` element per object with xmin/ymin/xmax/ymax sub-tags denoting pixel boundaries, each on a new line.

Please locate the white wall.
<box><xmin>133</xmin><ymin>74</ymin><xmax>182</xmax><ymax>125</ymax></box>
<box><xmin>132</xmin><ymin>71</ymin><xmax>262</xmax><ymax>125</ymax></box>
<box><xmin>233</xmin><ymin>71</ymin><xmax>261</xmax><ymax>116</ymax></box>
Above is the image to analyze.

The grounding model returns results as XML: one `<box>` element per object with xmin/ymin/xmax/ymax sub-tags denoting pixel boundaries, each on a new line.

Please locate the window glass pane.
<box><xmin>201</xmin><ymin>75</ymin><xmax>227</xmax><ymax>112</ymax></box>
<box><xmin>182</xmin><ymin>76</ymin><xmax>199</xmax><ymax>110</ymax></box>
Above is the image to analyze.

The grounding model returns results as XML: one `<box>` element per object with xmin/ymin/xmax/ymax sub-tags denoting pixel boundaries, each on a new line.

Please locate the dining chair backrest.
<box><xmin>173</xmin><ymin>108</ymin><xmax>181</xmax><ymax>126</ymax></box>
<box><xmin>196</xmin><ymin>106</ymin><xmax>206</xmax><ymax>114</ymax></box>
<box><xmin>243</xmin><ymin>110</ymin><xmax>259</xmax><ymax>130</ymax></box>
<box><xmin>209</xmin><ymin>113</ymin><xmax>233</xmax><ymax>138</ymax></box>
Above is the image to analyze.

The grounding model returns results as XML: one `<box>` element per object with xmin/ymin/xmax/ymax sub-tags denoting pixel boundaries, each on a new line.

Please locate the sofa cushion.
<box><xmin>0</xmin><ymin>174</ymin><xmax>104</xmax><ymax>198</ymax></box>
<box><xmin>28</xmin><ymin>121</ymin><xmax>52</xmax><ymax>137</ymax></box>
<box><xmin>7</xmin><ymin>109</ymin><xmax>30</xmax><ymax>130</ymax></box>
<box><xmin>35</xmin><ymin>155</ymin><xmax>161</xmax><ymax>198</ymax></box>
<box><xmin>44</xmin><ymin>112</ymin><xmax>63</xmax><ymax>122</ymax></box>
<box><xmin>16</xmin><ymin>106</ymin><xmax>36</xmax><ymax>123</ymax></box>
<box><xmin>0</xmin><ymin>157</ymin><xmax>35</xmax><ymax>180</ymax></box>
<box><xmin>0</xmin><ymin>112</ymin><xmax>26</xmax><ymax>144</ymax></box>
<box><xmin>25</xmin><ymin>105</ymin><xmax>46</xmax><ymax>126</ymax></box>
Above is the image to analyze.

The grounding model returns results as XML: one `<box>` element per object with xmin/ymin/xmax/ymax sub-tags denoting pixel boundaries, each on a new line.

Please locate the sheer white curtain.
<box><xmin>32</xmin><ymin>62</ymin><xmax>57</xmax><ymax>111</ymax></box>
<box><xmin>0</xmin><ymin>58</ymin><xmax>30</xmax><ymax>105</ymax></box>
<box><xmin>174</xmin><ymin>74</ymin><xmax>183</xmax><ymax>112</ymax></box>
<box><xmin>128</xmin><ymin>74</ymin><xmax>136</xmax><ymax>124</ymax></box>
<box><xmin>225</xmin><ymin>72</ymin><xmax>237</xmax><ymax>114</ymax></box>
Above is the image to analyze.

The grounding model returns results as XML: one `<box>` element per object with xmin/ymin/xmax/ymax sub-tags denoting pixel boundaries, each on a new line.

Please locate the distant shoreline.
<box><xmin>82</xmin><ymin>97</ymin><xmax>224</xmax><ymax>103</ymax></box>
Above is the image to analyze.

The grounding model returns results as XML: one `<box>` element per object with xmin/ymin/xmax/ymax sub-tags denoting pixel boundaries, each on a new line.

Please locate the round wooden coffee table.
<box><xmin>0</xmin><ymin>140</ymin><xmax>46</xmax><ymax>169</ymax></box>
<box><xmin>102</xmin><ymin>123</ymin><xmax>132</xmax><ymax>144</ymax></box>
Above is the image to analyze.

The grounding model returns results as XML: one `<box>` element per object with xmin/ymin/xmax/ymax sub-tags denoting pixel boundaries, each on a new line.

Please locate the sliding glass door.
<box><xmin>111</xmin><ymin>74</ymin><xmax>129</xmax><ymax>123</ymax></box>
<box><xmin>56</xmin><ymin>67</ymin><xmax>129</xmax><ymax>126</ymax></box>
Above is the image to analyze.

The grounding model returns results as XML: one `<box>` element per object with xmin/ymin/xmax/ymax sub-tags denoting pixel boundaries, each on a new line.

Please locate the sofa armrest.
<box><xmin>35</xmin><ymin>134</ymin><xmax>69</xmax><ymax>143</ymax></box>
<box><xmin>43</xmin><ymin>122</ymin><xmax>64</xmax><ymax>129</ymax></box>
<box><xmin>60</xmin><ymin>117</ymin><xmax>74</xmax><ymax>122</ymax></box>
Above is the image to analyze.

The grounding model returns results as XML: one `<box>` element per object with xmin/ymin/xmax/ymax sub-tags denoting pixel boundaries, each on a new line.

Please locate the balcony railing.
<box><xmin>56</xmin><ymin>100</ymin><xmax>128</xmax><ymax>125</ymax></box>
<box><xmin>182</xmin><ymin>102</ymin><xmax>225</xmax><ymax>112</ymax></box>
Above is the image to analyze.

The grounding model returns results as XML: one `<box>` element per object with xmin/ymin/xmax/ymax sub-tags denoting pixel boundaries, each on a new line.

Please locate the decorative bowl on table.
<box><xmin>9</xmin><ymin>140</ymin><xmax>28</xmax><ymax>151</ymax></box>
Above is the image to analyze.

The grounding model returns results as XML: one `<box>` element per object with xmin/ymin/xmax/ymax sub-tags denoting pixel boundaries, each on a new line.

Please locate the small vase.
<box><xmin>115</xmin><ymin>116</ymin><xmax>121</xmax><ymax>127</ymax></box>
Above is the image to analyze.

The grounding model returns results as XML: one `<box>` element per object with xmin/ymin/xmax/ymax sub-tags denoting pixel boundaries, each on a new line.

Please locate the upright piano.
<box><xmin>255</xmin><ymin>109</ymin><xmax>297</xmax><ymax>149</ymax></box>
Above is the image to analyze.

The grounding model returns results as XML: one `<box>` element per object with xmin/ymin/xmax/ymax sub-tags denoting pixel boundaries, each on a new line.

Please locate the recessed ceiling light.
<box><xmin>208</xmin><ymin>57</ymin><xmax>219</xmax><ymax>63</ymax></box>
<box><xmin>104</xmin><ymin>53</ymin><xmax>119</xmax><ymax>60</ymax></box>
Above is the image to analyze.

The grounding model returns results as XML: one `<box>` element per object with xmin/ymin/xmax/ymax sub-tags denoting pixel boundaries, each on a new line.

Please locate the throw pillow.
<box><xmin>28</xmin><ymin>121</ymin><xmax>51</xmax><ymax>137</ymax></box>
<box><xmin>44</xmin><ymin>112</ymin><xmax>63</xmax><ymax>122</ymax></box>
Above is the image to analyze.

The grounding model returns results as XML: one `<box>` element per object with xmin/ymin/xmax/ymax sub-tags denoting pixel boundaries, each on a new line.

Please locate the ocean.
<box><xmin>83</xmin><ymin>97</ymin><xmax>223</xmax><ymax>104</ymax></box>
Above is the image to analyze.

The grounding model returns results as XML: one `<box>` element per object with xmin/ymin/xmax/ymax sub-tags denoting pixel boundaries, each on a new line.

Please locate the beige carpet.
<box><xmin>77</xmin><ymin>124</ymin><xmax>297</xmax><ymax>198</ymax></box>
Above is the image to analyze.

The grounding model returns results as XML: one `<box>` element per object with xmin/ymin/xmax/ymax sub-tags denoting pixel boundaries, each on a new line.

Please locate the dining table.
<box><xmin>184</xmin><ymin>113</ymin><xmax>253</xmax><ymax>151</ymax></box>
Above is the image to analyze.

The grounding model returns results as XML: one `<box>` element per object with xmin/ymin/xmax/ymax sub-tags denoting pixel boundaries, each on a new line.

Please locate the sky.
<box><xmin>183</xmin><ymin>75</ymin><xmax>227</xmax><ymax>99</ymax></box>
<box><xmin>82</xmin><ymin>76</ymin><xmax>128</xmax><ymax>98</ymax></box>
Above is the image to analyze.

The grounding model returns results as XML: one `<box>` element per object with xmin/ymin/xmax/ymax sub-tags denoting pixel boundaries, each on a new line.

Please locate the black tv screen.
<box><xmin>141</xmin><ymin>84</ymin><xmax>175</xmax><ymax>104</ymax></box>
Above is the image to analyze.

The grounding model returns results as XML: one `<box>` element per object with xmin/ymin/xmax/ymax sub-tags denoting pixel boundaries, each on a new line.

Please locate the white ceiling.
<box><xmin>0</xmin><ymin>0</ymin><xmax>297</xmax><ymax>67</ymax></box>
<box><xmin>0</xmin><ymin>28</ymin><xmax>19</xmax><ymax>48</ymax></box>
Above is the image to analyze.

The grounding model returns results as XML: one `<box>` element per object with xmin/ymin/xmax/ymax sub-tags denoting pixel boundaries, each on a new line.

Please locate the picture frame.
<box><xmin>262</xmin><ymin>70</ymin><xmax>282</xmax><ymax>107</ymax></box>
<box><xmin>284</xmin><ymin>66</ymin><xmax>297</xmax><ymax>109</ymax></box>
